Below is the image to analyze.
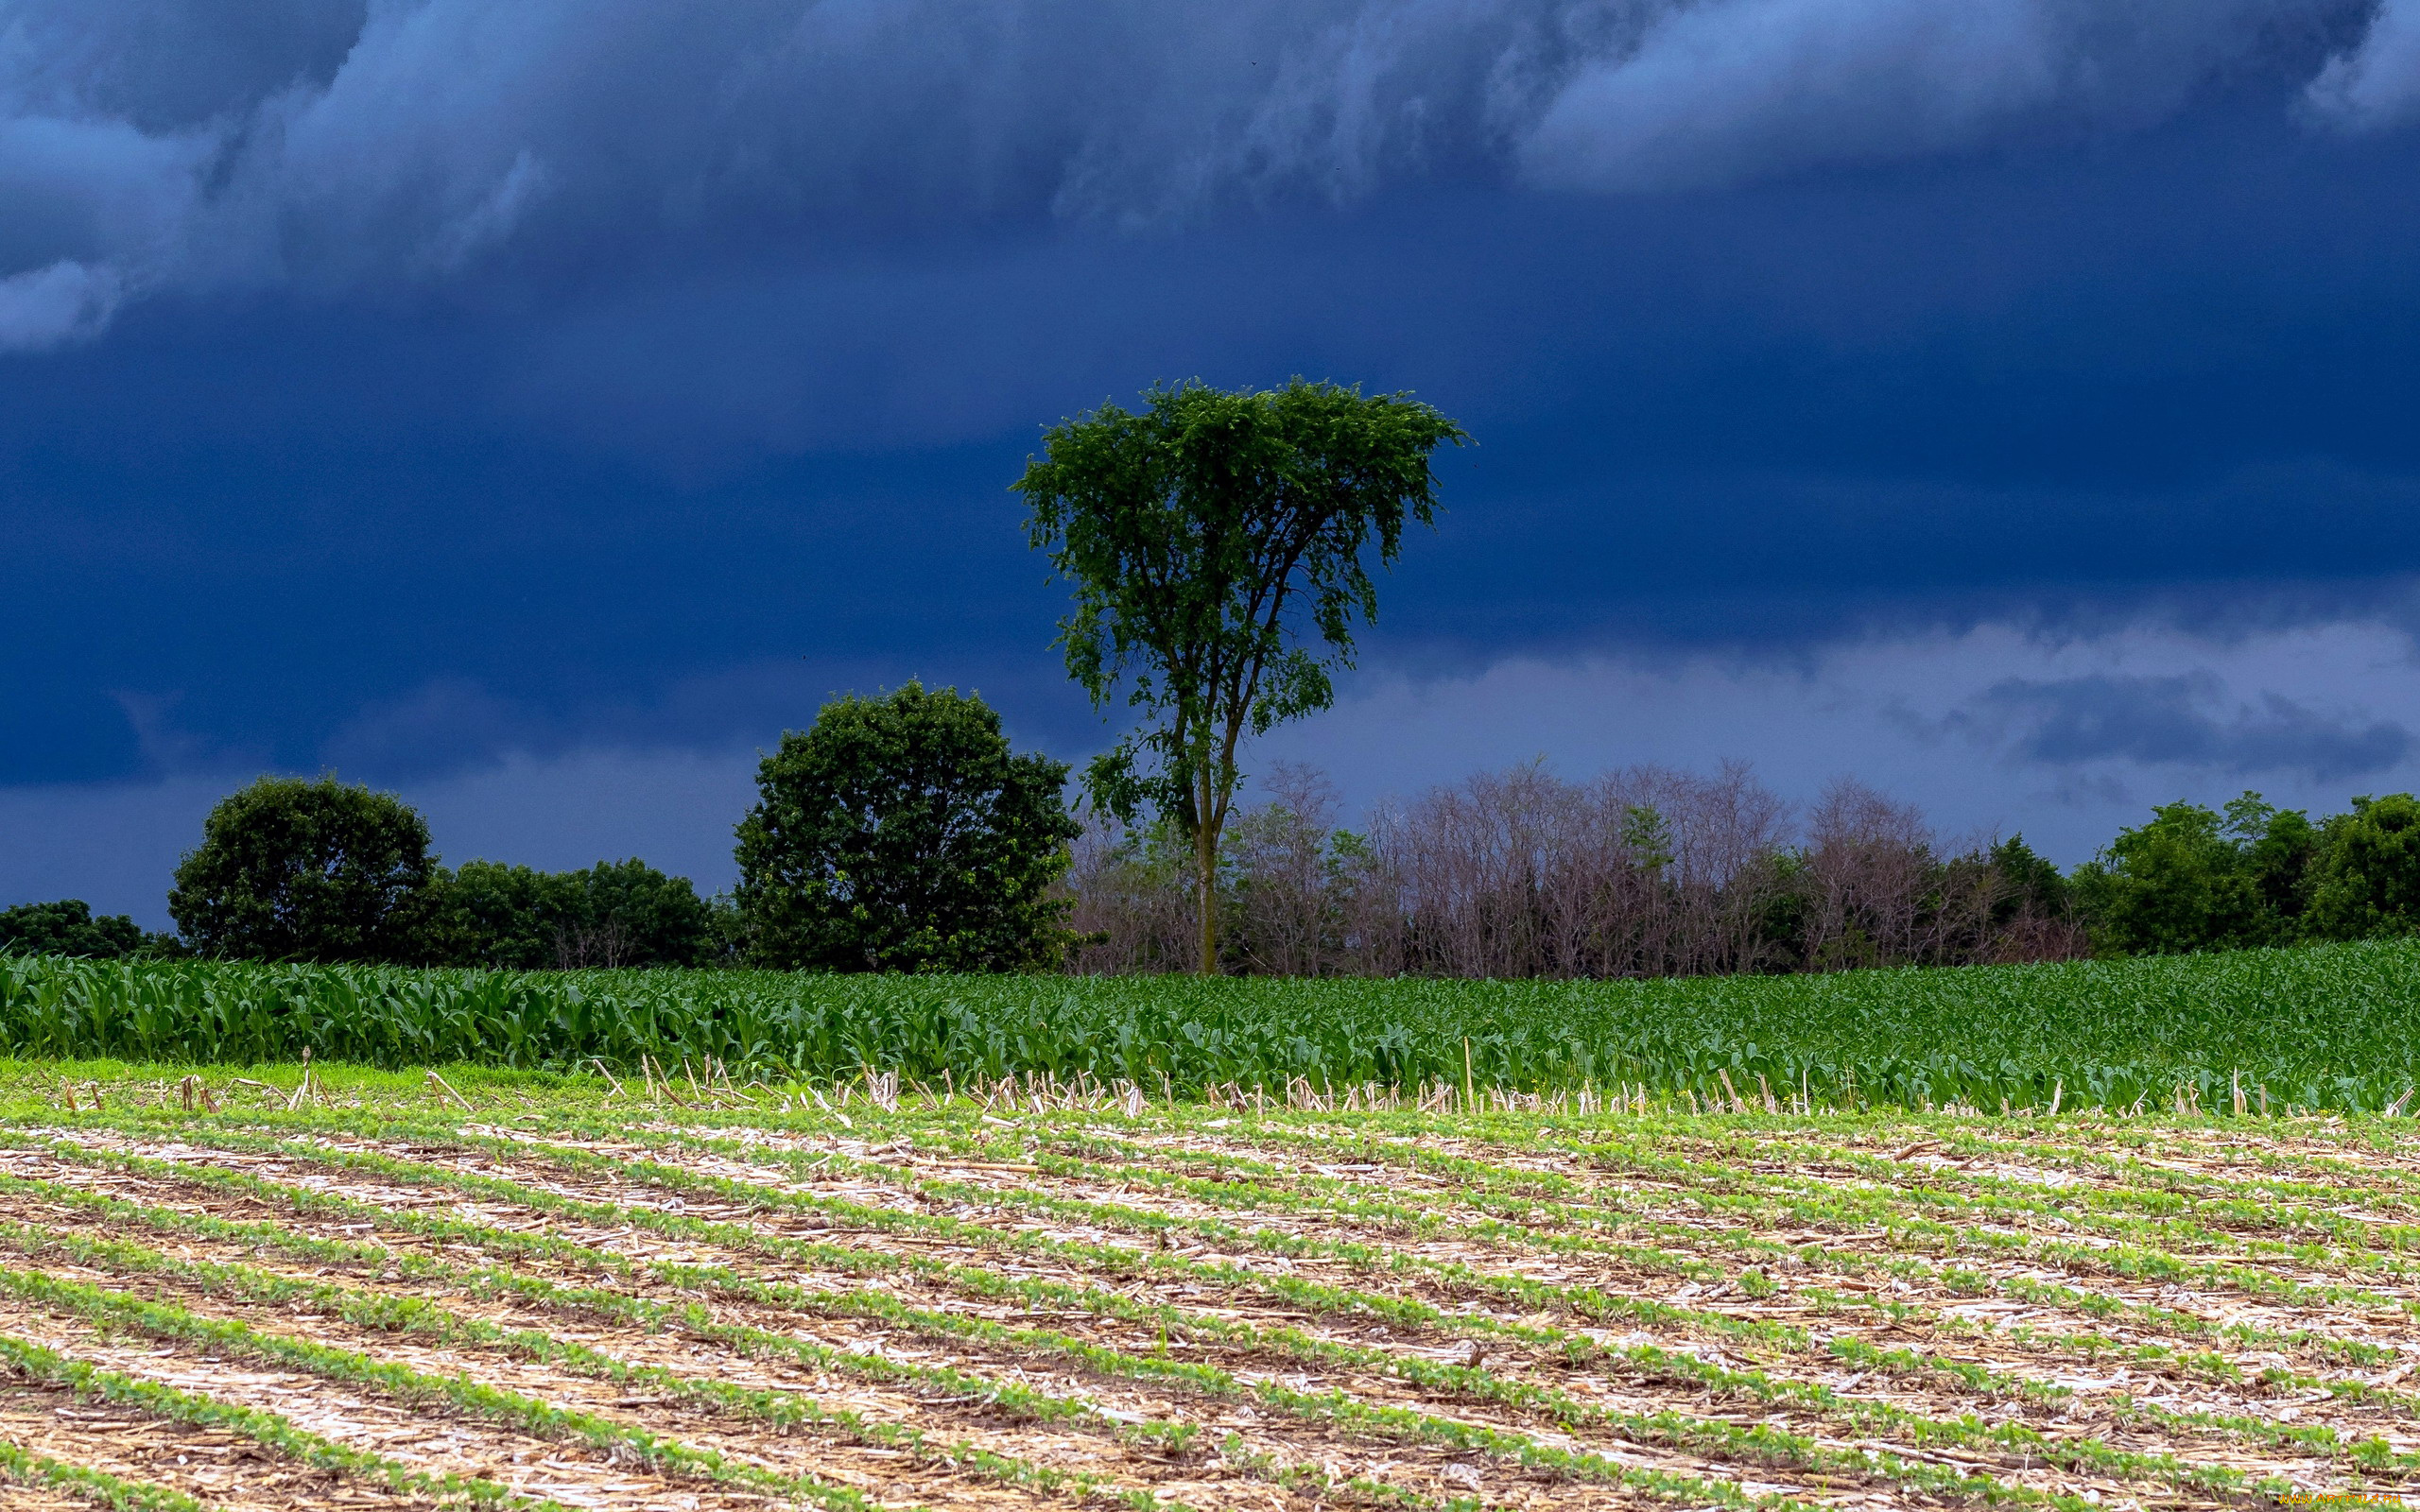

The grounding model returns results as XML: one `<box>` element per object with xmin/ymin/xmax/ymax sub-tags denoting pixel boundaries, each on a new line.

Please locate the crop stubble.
<box><xmin>0</xmin><ymin>1091</ymin><xmax>2413</xmax><ymax>1511</ymax></box>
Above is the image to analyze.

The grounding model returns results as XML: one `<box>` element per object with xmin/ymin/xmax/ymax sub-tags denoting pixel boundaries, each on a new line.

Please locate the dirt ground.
<box><xmin>0</xmin><ymin>1062</ymin><xmax>2413</xmax><ymax>1511</ymax></box>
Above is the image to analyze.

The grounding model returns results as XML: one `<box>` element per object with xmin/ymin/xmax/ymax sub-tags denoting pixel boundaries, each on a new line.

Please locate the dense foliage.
<box><xmin>0</xmin><ymin>900</ymin><xmax>164</xmax><ymax>959</ymax></box>
<box><xmin>5</xmin><ymin>937</ymin><xmax>2417</xmax><ymax>1111</ymax></box>
<box><xmin>1016</xmin><ymin>379</ymin><xmax>1464</xmax><ymax>972</ymax></box>
<box><xmin>426</xmin><ymin>858</ymin><xmax>720</xmax><ymax>969</ymax></box>
<box><xmin>735</xmin><ymin>683</ymin><xmax>1080</xmax><ymax>972</ymax></box>
<box><xmin>167</xmin><ymin>776</ymin><xmax>441</xmax><ymax>964</ymax></box>
<box><xmin>2071</xmin><ymin>790</ymin><xmax>2420</xmax><ymax>956</ymax></box>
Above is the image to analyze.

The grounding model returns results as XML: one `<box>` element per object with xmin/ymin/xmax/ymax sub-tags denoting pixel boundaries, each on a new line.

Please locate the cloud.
<box><xmin>0</xmin><ymin>0</ymin><xmax>2391</xmax><ymax>346</ymax></box>
<box><xmin>1516</xmin><ymin>0</ymin><xmax>2364</xmax><ymax>192</ymax></box>
<box><xmin>1255</xmin><ymin>613</ymin><xmax>2420</xmax><ymax>862</ymax></box>
<box><xmin>2305</xmin><ymin>0</ymin><xmax>2420</xmax><ymax>130</ymax></box>
<box><xmin>0</xmin><ymin>259</ymin><xmax>121</xmax><ymax>350</ymax></box>
<box><xmin>1963</xmin><ymin>673</ymin><xmax>2412</xmax><ymax>780</ymax></box>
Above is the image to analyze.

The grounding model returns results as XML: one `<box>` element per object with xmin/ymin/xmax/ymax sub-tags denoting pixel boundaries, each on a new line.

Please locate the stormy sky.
<box><xmin>9</xmin><ymin>0</ymin><xmax>2420</xmax><ymax>922</ymax></box>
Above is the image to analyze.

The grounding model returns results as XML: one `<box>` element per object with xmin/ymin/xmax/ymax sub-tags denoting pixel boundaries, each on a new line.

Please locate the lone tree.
<box><xmin>734</xmin><ymin>682</ymin><xmax>1080</xmax><ymax>972</ymax></box>
<box><xmin>168</xmin><ymin>776</ymin><xmax>440</xmax><ymax>962</ymax></box>
<box><xmin>1015</xmin><ymin>378</ymin><xmax>1464</xmax><ymax>974</ymax></box>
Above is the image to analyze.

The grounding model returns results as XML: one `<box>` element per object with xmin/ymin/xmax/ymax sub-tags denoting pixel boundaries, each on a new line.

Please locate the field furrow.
<box><xmin>8</xmin><ymin>1122</ymin><xmax>2408</xmax><ymax>1505</ymax></box>
<box><xmin>0</xmin><ymin>1383</ymin><xmax>404</xmax><ymax>1511</ymax></box>
<box><xmin>22</xmin><ymin>1119</ymin><xmax>2405</xmax><ymax>1419</ymax></box>
<box><xmin>429</xmin><ymin>1117</ymin><xmax>2419</xmax><ymax>1364</ymax></box>
<box><xmin>0</xmin><ymin>1303</ymin><xmax>745</xmax><ymax>1512</ymax></box>
<box><xmin>0</xmin><ymin>1147</ymin><xmax>2039</xmax><ymax>1512</ymax></box>
<box><xmin>3</xmin><ymin>1084</ymin><xmax>2413</xmax><ymax>1512</ymax></box>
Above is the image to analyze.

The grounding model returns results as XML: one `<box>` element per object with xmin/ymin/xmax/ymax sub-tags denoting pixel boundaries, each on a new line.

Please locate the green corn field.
<box><xmin>3</xmin><ymin>936</ymin><xmax>2417</xmax><ymax>1112</ymax></box>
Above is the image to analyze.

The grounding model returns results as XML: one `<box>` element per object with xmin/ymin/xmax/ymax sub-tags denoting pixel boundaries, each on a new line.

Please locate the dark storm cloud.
<box><xmin>9</xmin><ymin>0</ymin><xmax>2420</xmax><ymax>877</ymax></box>
<box><xmin>1966</xmin><ymin>673</ymin><xmax>2412</xmax><ymax>779</ymax></box>
<box><xmin>2</xmin><ymin>0</ymin><xmax>2411</xmax><ymax>349</ymax></box>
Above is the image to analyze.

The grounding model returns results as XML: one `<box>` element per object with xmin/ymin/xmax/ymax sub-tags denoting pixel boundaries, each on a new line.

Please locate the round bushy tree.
<box><xmin>424</xmin><ymin>860</ymin><xmax>563</xmax><ymax>970</ymax></box>
<box><xmin>168</xmin><ymin>776</ymin><xmax>440</xmax><ymax>962</ymax></box>
<box><xmin>735</xmin><ymin>683</ymin><xmax>1080</xmax><ymax>972</ymax></box>
<box><xmin>2067</xmin><ymin>801</ymin><xmax>2264</xmax><ymax>955</ymax></box>
<box><xmin>2306</xmin><ymin>793</ymin><xmax>2420</xmax><ymax>939</ymax></box>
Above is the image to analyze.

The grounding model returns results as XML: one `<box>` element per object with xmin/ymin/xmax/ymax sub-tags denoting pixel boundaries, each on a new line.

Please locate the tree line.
<box><xmin>1067</xmin><ymin>762</ymin><xmax>2079</xmax><ymax>977</ymax></box>
<box><xmin>1067</xmin><ymin>765</ymin><xmax>2420</xmax><ymax>975</ymax></box>
<box><xmin>10</xmin><ymin>678</ymin><xmax>2420</xmax><ymax>974</ymax></box>
<box><xmin>12</xmin><ymin>377</ymin><xmax>2415</xmax><ymax>977</ymax></box>
<box><xmin>0</xmin><ymin>683</ymin><xmax>1071</xmax><ymax>972</ymax></box>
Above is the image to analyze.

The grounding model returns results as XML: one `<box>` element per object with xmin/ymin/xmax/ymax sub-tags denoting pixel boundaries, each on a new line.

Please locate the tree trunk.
<box><xmin>1195</xmin><ymin>807</ymin><xmax>1219</xmax><ymax>975</ymax></box>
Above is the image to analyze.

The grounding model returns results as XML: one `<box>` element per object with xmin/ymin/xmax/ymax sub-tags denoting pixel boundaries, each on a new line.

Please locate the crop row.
<box><xmin>11</xmin><ymin>934</ymin><xmax>2420</xmax><ymax>1108</ymax></box>
<box><xmin>0</xmin><ymin>1080</ymin><xmax>2414</xmax><ymax>1507</ymax></box>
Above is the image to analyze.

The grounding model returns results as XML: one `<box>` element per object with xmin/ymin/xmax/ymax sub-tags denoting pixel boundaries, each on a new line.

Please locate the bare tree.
<box><xmin>1795</xmin><ymin>779</ymin><xmax>1933</xmax><ymax>971</ymax></box>
<box><xmin>554</xmin><ymin>916</ymin><xmax>632</xmax><ymax>970</ymax></box>
<box><xmin>1224</xmin><ymin>764</ymin><xmax>1347</xmax><ymax>975</ymax></box>
<box><xmin>1591</xmin><ymin>763</ymin><xmax>1795</xmax><ymax>977</ymax></box>
<box><xmin>1058</xmin><ymin>758</ymin><xmax>2086</xmax><ymax>979</ymax></box>
<box><xmin>1059</xmin><ymin>813</ymin><xmax>1196</xmax><ymax>973</ymax></box>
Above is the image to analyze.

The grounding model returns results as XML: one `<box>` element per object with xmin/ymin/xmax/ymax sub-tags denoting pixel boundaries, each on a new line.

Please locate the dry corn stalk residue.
<box><xmin>0</xmin><ymin>1074</ymin><xmax>2414</xmax><ymax>1511</ymax></box>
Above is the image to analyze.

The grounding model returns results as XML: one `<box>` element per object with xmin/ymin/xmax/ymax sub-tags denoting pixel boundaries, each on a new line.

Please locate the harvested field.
<box><xmin>0</xmin><ymin>1066</ymin><xmax>2413</xmax><ymax>1510</ymax></box>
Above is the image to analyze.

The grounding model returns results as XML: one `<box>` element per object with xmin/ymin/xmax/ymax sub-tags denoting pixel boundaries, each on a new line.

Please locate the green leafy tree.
<box><xmin>1985</xmin><ymin>835</ymin><xmax>2069</xmax><ymax>925</ymax></box>
<box><xmin>2305</xmin><ymin>793</ymin><xmax>2420</xmax><ymax>939</ymax></box>
<box><xmin>560</xmin><ymin>858</ymin><xmax>716</xmax><ymax>967</ymax></box>
<box><xmin>167</xmin><ymin>776</ymin><xmax>440</xmax><ymax>962</ymax></box>
<box><xmin>1015</xmin><ymin>378</ymin><xmax>1465</xmax><ymax>973</ymax></box>
<box><xmin>2228</xmin><ymin>792</ymin><xmax>2318</xmax><ymax>932</ymax></box>
<box><xmin>0</xmin><ymin>900</ymin><xmax>165</xmax><ymax>958</ymax></box>
<box><xmin>428</xmin><ymin>858</ymin><xmax>717</xmax><ymax>970</ymax></box>
<box><xmin>425</xmin><ymin>860</ymin><xmax>562</xmax><ymax>970</ymax></box>
<box><xmin>2068</xmin><ymin>792</ymin><xmax>2308</xmax><ymax>956</ymax></box>
<box><xmin>734</xmin><ymin>683</ymin><xmax>1080</xmax><ymax>972</ymax></box>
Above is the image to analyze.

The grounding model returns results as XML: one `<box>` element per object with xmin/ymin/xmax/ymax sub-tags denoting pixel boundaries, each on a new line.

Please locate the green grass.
<box><xmin>6</xmin><ymin>935</ymin><xmax>2420</xmax><ymax>1110</ymax></box>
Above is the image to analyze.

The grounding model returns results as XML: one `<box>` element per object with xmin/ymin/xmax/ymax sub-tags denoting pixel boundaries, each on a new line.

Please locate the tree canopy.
<box><xmin>2305</xmin><ymin>793</ymin><xmax>2420</xmax><ymax>940</ymax></box>
<box><xmin>2068</xmin><ymin>793</ymin><xmax>2314</xmax><ymax>955</ymax></box>
<box><xmin>427</xmin><ymin>858</ymin><xmax>720</xmax><ymax>970</ymax></box>
<box><xmin>734</xmin><ymin>682</ymin><xmax>1080</xmax><ymax>972</ymax></box>
<box><xmin>167</xmin><ymin>776</ymin><xmax>440</xmax><ymax>963</ymax></box>
<box><xmin>1015</xmin><ymin>377</ymin><xmax>1464</xmax><ymax>972</ymax></box>
<box><xmin>0</xmin><ymin>899</ymin><xmax>160</xmax><ymax>959</ymax></box>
